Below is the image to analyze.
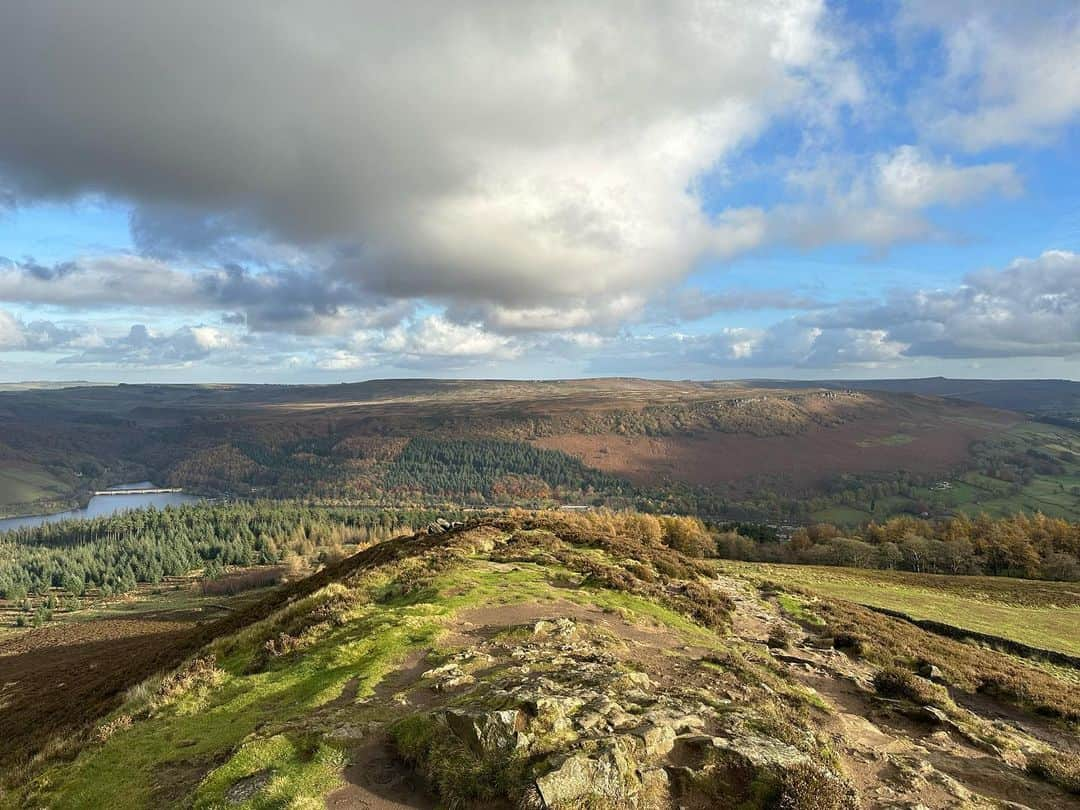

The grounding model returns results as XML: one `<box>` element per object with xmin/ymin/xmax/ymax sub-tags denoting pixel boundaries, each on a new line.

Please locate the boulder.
<box><xmin>521</xmin><ymin>694</ymin><xmax>586</xmax><ymax>733</ymax></box>
<box><xmin>420</xmin><ymin>662</ymin><xmax>475</xmax><ymax>691</ymax></box>
<box><xmin>533</xmin><ymin>739</ymin><xmax>640</xmax><ymax>808</ymax></box>
<box><xmin>443</xmin><ymin>708</ymin><xmax>528</xmax><ymax>756</ymax></box>
<box><xmin>917</xmin><ymin>662</ymin><xmax>945</xmax><ymax>683</ymax></box>
<box><xmin>630</xmin><ymin>721</ymin><xmax>677</xmax><ymax>759</ymax></box>
<box><xmin>224</xmin><ymin>769</ymin><xmax>273</xmax><ymax>804</ymax></box>
<box><xmin>535</xmin><ymin>753</ymin><xmax>615</xmax><ymax>807</ymax></box>
<box><xmin>675</xmin><ymin>735</ymin><xmax>858</xmax><ymax>810</ymax></box>
<box><xmin>532</xmin><ymin>617</ymin><xmax>577</xmax><ymax>639</ymax></box>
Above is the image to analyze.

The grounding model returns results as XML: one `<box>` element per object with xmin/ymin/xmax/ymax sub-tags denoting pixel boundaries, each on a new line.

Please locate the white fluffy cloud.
<box><xmin>0</xmin><ymin>309</ymin><xmax>24</xmax><ymax>349</ymax></box>
<box><xmin>372</xmin><ymin>316</ymin><xmax>521</xmax><ymax>368</ymax></box>
<box><xmin>0</xmin><ymin>309</ymin><xmax>83</xmax><ymax>352</ymax></box>
<box><xmin>901</xmin><ymin>1</ymin><xmax>1080</xmax><ymax>150</ymax></box>
<box><xmin>1</xmin><ymin>4</ymin><xmax>1077</xmax><ymax>378</ymax></box>
<box><xmin>59</xmin><ymin>324</ymin><xmax>240</xmax><ymax>367</ymax></box>
<box><xmin>866</xmin><ymin>250</ymin><xmax>1080</xmax><ymax>358</ymax></box>
<box><xmin>773</xmin><ymin>145</ymin><xmax>1019</xmax><ymax>248</ymax></box>
<box><xmin>874</xmin><ymin>146</ymin><xmax>1020</xmax><ymax>209</ymax></box>
<box><xmin>579</xmin><ymin>250</ymin><xmax>1080</xmax><ymax>374</ymax></box>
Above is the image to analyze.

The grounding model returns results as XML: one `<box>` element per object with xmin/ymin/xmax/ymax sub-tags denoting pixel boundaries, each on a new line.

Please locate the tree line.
<box><xmin>715</xmin><ymin>512</ymin><xmax>1080</xmax><ymax>580</ymax></box>
<box><xmin>0</xmin><ymin>502</ymin><xmax>455</xmax><ymax>599</ymax></box>
<box><xmin>382</xmin><ymin>438</ymin><xmax>632</xmax><ymax>503</ymax></box>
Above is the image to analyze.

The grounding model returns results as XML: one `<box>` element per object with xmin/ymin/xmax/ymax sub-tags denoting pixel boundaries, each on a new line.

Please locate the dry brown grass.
<box><xmin>200</xmin><ymin>566</ymin><xmax>285</xmax><ymax>596</ymax></box>
<box><xmin>1027</xmin><ymin>750</ymin><xmax>1080</xmax><ymax>794</ymax></box>
<box><xmin>871</xmin><ymin>666</ymin><xmax>951</xmax><ymax>709</ymax></box>
<box><xmin>488</xmin><ymin>510</ymin><xmax>734</xmax><ymax>630</ymax></box>
<box><xmin>819</xmin><ymin>599</ymin><xmax>1080</xmax><ymax>722</ymax></box>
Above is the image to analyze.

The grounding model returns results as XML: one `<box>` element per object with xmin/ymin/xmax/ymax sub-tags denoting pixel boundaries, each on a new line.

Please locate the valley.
<box><xmin>0</xmin><ymin>378</ymin><xmax>1035</xmax><ymax>524</ymax></box>
<box><xmin>1</xmin><ymin>380</ymin><xmax>1078</xmax><ymax>808</ymax></box>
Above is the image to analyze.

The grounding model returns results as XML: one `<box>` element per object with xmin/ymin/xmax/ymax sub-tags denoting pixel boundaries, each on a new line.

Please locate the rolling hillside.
<box><xmin>0</xmin><ymin>379</ymin><xmax>1024</xmax><ymax>521</ymax></box>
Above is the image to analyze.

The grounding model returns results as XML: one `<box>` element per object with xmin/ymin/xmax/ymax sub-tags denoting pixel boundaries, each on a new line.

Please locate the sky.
<box><xmin>0</xmin><ymin>0</ymin><xmax>1079</xmax><ymax>383</ymax></box>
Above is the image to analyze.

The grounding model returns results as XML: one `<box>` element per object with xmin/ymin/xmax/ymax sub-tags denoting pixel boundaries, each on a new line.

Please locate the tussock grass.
<box><xmin>871</xmin><ymin>666</ymin><xmax>952</xmax><ymax>710</ymax></box>
<box><xmin>391</xmin><ymin>714</ymin><xmax>527</xmax><ymax>805</ymax></box>
<box><xmin>1027</xmin><ymin>750</ymin><xmax>1080</xmax><ymax>794</ymax></box>
<box><xmin>819</xmin><ymin>599</ymin><xmax>1080</xmax><ymax>722</ymax></box>
<box><xmin>192</xmin><ymin>733</ymin><xmax>346</xmax><ymax>809</ymax></box>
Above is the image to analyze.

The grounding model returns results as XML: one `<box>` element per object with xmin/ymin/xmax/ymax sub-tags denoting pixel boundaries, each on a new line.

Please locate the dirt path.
<box><xmin>325</xmin><ymin>735</ymin><xmax>438</xmax><ymax>810</ymax></box>
<box><xmin>322</xmin><ymin>576</ymin><xmax>1078</xmax><ymax>810</ymax></box>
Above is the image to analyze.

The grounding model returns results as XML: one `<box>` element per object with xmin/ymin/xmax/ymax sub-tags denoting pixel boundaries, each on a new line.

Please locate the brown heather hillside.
<box><xmin>0</xmin><ymin>379</ymin><xmax>1020</xmax><ymax>516</ymax></box>
<box><xmin>535</xmin><ymin>394</ymin><xmax>1017</xmax><ymax>491</ymax></box>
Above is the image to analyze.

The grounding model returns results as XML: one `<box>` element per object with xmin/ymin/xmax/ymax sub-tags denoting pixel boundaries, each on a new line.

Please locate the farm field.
<box><xmin>812</xmin><ymin>421</ymin><xmax>1080</xmax><ymax>524</ymax></box>
<box><xmin>0</xmin><ymin>465</ymin><xmax>75</xmax><ymax>516</ymax></box>
<box><xmin>726</xmin><ymin>561</ymin><xmax>1080</xmax><ymax>659</ymax></box>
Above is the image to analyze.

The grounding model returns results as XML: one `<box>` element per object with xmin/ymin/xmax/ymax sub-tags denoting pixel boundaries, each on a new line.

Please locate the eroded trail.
<box><xmin>711</xmin><ymin>575</ymin><xmax>1080</xmax><ymax>810</ymax></box>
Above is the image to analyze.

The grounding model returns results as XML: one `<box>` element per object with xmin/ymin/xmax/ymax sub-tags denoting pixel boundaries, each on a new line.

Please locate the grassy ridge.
<box><xmin>10</xmin><ymin>525</ymin><xmax>727</xmax><ymax>808</ymax></box>
<box><xmin>730</xmin><ymin>561</ymin><xmax>1080</xmax><ymax>659</ymax></box>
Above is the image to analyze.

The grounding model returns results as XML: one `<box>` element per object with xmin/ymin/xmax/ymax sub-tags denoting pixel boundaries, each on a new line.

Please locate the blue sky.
<box><xmin>1</xmin><ymin>0</ymin><xmax>1079</xmax><ymax>382</ymax></box>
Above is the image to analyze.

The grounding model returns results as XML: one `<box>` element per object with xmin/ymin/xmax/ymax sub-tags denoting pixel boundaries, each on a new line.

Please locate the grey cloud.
<box><xmin>0</xmin><ymin>1</ymin><xmax>854</xmax><ymax>316</ymax></box>
<box><xmin>808</xmin><ymin>250</ymin><xmax>1080</xmax><ymax>359</ymax></box>
<box><xmin>129</xmin><ymin>203</ymin><xmax>319</xmax><ymax>269</ymax></box>
<box><xmin>585</xmin><ymin>250</ymin><xmax>1080</xmax><ymax>374</ymax></box>
<box><xmin>22</xmin><ymin>261</ymin><xmax>79</xmax><ymax>282</ymax></box>
<box><xmin>20</xmin><ymin>320</ymin><xmax>84</xmax><ymax>351</ymax></box>
<box><xmin>59</xmin><ymin>324</ymin><xmax>238</xmax><ymax>367</ymax></box>
<box><xmin>0</xmin><ymin>256</ymin><xmax>411</xmax><ymax>336</ymax></box>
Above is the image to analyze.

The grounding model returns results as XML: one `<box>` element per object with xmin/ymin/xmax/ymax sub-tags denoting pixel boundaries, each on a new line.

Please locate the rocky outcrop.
<box><xmin>392</xmin><ymin>616</ymin><xmax>856</xmax><ymax>809</ymax></box>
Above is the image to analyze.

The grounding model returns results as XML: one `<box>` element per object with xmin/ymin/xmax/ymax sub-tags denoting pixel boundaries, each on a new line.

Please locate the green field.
<box><xmin>727</xmin><ymin>561</ymin><xmax>1080</xmax><ymax>659</ymax></box>
<box><xmin>0</xmin><ymin>465</ymin><xmax>73</xmax><ymax>513</ymax></box>
<box><xmin>814</xmin><ymin>421</ymin><xmax>1080</xmax><ymax>524</ymax></box>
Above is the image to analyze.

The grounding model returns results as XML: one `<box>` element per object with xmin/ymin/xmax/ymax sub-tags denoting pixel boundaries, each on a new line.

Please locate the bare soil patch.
<box><xmin>326</xmin><ymin>736</ymin><xmax>438</xmax><ymax>810</ymax></box>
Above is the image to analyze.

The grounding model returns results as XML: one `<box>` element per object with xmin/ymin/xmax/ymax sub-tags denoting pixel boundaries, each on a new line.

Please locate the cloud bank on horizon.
<box><xmin>0</xmin><ymin>0</ymin><xmax>1078</xmax><ymax>381</ymax></box>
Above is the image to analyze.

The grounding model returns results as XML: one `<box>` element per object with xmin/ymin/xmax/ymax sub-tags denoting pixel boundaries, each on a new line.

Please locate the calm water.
<box><xmin>0</xmin><ymin>482</ymin><xmax>203</xmax><ymax>533</ymax></box>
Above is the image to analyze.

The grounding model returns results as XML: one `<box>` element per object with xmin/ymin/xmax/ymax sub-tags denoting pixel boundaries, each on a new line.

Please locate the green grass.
<box><xmin>810</xmin><ymin>506</ymin><xmax>871</xmax><ymax>525</ymax></box>
<box><xmin>729</xmin><ymin>562</ymin><xmax>1080</xmax><ymax>659</ymax></box>
<box><xmin>16</xmin><ymin>553</ymin><xmax>726</xmax><ymax>808</ymax></box>
<box><xmin>775</xmin><ymin>593</ymin><xmax>826</xmax><ymax>628</ymax></box>
<box><xmin>0</xmin><ymin>465</ymin><xmax>71</xmax><ymax>507</ymax></box>
<box><xmin>811</xmin><ymin>420</ymin><xmax>1080</xmax><ymax>523</ymax></box>
<box><xmin>191</xmin><ymin>734</ymin><xmax>345</xmax><ymax>810</ymax></box>
<box><xmin>19</xmin><ymin>581</ymin><xmax>448</xmax><ymax>809</ymax></box>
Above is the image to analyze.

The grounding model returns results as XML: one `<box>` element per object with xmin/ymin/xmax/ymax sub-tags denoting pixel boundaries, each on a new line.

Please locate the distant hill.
<box><xmin>0</xmin><ymin>378</ymin><xmax>1024</xmax><ymax>523</ymax></box>
<box><xmin>757</xmin><ymin>377</ymin><xmax>1080</xmax><ymax>416</ymax></box>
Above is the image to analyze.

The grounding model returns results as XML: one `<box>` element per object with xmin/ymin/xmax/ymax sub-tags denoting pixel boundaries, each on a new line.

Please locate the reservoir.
<box><xmin>0</xmin><ymin>482</ymin><xmax>203</xmax><ymax>534</ymax></box>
